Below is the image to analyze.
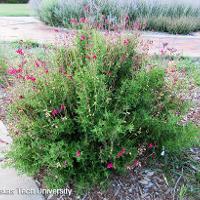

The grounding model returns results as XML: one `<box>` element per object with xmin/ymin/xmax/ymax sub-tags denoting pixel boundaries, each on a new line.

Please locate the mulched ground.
<box><xmin>37</xmin><ymin>168</ymin><xmax>173</xmax><ymax>200</ymax></box>
<box><xmin>37</xmin><ymin>146</ymin><xmax>200</xmax><ymax>200</ymax></box>
<box><xmin>80</xmin><ymin>170</ymin><xmax>173</xmax><ymax>200</ymax></box>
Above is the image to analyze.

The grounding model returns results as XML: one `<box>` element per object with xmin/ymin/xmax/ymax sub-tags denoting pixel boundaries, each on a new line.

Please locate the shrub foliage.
<box><xmin>7</xmin><ymin>30</ymin><xmax>197</xmax><ymax>192</ymax></box>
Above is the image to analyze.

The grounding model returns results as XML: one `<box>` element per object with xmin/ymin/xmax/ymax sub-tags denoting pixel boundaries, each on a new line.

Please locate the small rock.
<box><xmin>35</xmin><ymin>179</ymin><xmax>41</xmax><ymax>187</ymax></box>
<box><xmin>128</xmin><ymin>188</ymin><xmax>132</xmax><ymax>193</ymax></box>
<box><xmin>141</xmin><ymin>193</ymin><xmax>149</xmax><ymax>198</ymax></box>
<box><xmin>114</xmin><ymin>187</ymin><xmax>120</xmax><ymax>196</ymax></box>
<box><xmin>144</xmin><ymin>177</ymin><xmax>151</xmax><ymax>182</ymax></box>
<box><xmin>147</xmin><ymin>171</ymin><xmax>154</xmax><ymax>177</ymax></box>
<box><xmin>146</xmin><ymin>182</ymin><xmax>154</xmax><ymax>189</ymax></box>
<box><xmin>139</xmin><ymin>180</ymin><xmax>149</xmax><ymax>185</ymax></box>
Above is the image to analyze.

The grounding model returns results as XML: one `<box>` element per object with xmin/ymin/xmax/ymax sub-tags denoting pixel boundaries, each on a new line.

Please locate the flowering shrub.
<box><xmin>7</xmin><ymin>30</ymin><xmax>198</xmax><ymax>192</ymax></box>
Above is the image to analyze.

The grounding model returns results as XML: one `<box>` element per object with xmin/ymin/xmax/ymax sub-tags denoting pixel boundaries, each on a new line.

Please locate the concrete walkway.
<box><xmin>0</xmin><ymin>17</ymin><xmax>200</xmax><ymax>57</ymax></box>
<box><xmin>0</xmin><ymin>17</ymin><xmax>56</xmax><ymax>43</ymax></box>
<box><xmin>0</xmin><ymin>121</ymin><xmax>44</xmax><ymax>200</ymax></box>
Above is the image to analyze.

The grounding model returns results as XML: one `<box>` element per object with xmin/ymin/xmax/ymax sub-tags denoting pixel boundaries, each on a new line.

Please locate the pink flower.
<box><xmin>76</xmin><ymin>150</ymin><xmax>81</xmax><ymax>157</ymax></box>
<box><xmin>17</xmin><ymin>67</ymin><xmax>23</xmax><ymax>73</ymax></box>
<box><xmin>116</xmin><ymin>148</ymin><xmax>126</xmax><ymax>158</ymax></box>
<box><xmin>92</xmin><ymin>54</ymin><xmax>97</xmax><ymax>60</ymax></box>
<box><xmin>80</xmin><ymin>35</ymin><xmax>86</xmax><ymax>41</ymax></box>
<box><xmin>125</xmin><ymin>15</ymin><xmax>129</xmax><ymax>21</ymax></box>
<box><xmin>148</xmin><ymin>143</ymin><xmax>154</xmax><ymax>149</ymax></box>
<box><xmin>44</xmin><ymin>69</ymin><xmax>49</xmax><ymax>74</ymax></box>
<box><xmin>16</xmin><ymin>48</ymin><xmax>24</xmax><ymax>55</ymax></box>
<box><xmin>25</xmin><ymin>75</ymin><xmax>36</xmax><ymax>82</ymax></box>
<box><xmin>54</xmin><ymin>29</ymin><xmax>59</xmax><ymax>32</ymax></box>
<box><xmin>51</xmin><ymin>109</ymin><xmax>59</xmax><ymax>117</ymax></box>
<box><xmin>79</xmin><ymin>17</ymin><xmax>88</xmax><ymax>23</ymax></box>
<box><xmin>70</xmin><ymin>18</ymin><xmax>78</xmax><ymax>24</ymax></box>
<box><xmin>160</xmin><ymin>48</ymin><xmax>166</xmax><ymax>55</ymax></box>
<box><xmin>123</xmin><ymin>39</ymin><xmax>129</xmax><ymax>46</ymax></box>
<box><xmin>7</xmin><ymin>67</ymin><xmax>22</xmax><ymax>75</ymax></box>
<box><xmin>107</xmin><ymin>162</ymin><xmax>113</xmax><ymax>169</ymax></box>
<box><xmin>60</xmin><ymin>104</ymin><xmax>65</xmax><ymax>111</ymax></box>
<box><xmin>34</xmin><ymin>60</ymin><xmax>40</xmax><ymax>68</ymax></box>
<box><xmin>133</xmin><ymin>160</ymin><xmax>140</xmax><ymax>167</ymax></box>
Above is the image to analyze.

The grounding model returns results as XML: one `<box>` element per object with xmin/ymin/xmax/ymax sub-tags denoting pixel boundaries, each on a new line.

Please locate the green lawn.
<box><xmin>0</xmin><ymin>4</ymin><xmax>31</xmax><ymax>16</ymax></box>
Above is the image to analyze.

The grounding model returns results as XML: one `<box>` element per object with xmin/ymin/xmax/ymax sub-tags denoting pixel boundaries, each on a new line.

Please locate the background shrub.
<box><xmin>7</xmin><ymin>30</ymin><xmax>198</xmax><ymax>192</ymax></box>
<box><xmin>31</xmin><ymin>0</ymin><xmax>200</xmax><ymax>34</ymax></box>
